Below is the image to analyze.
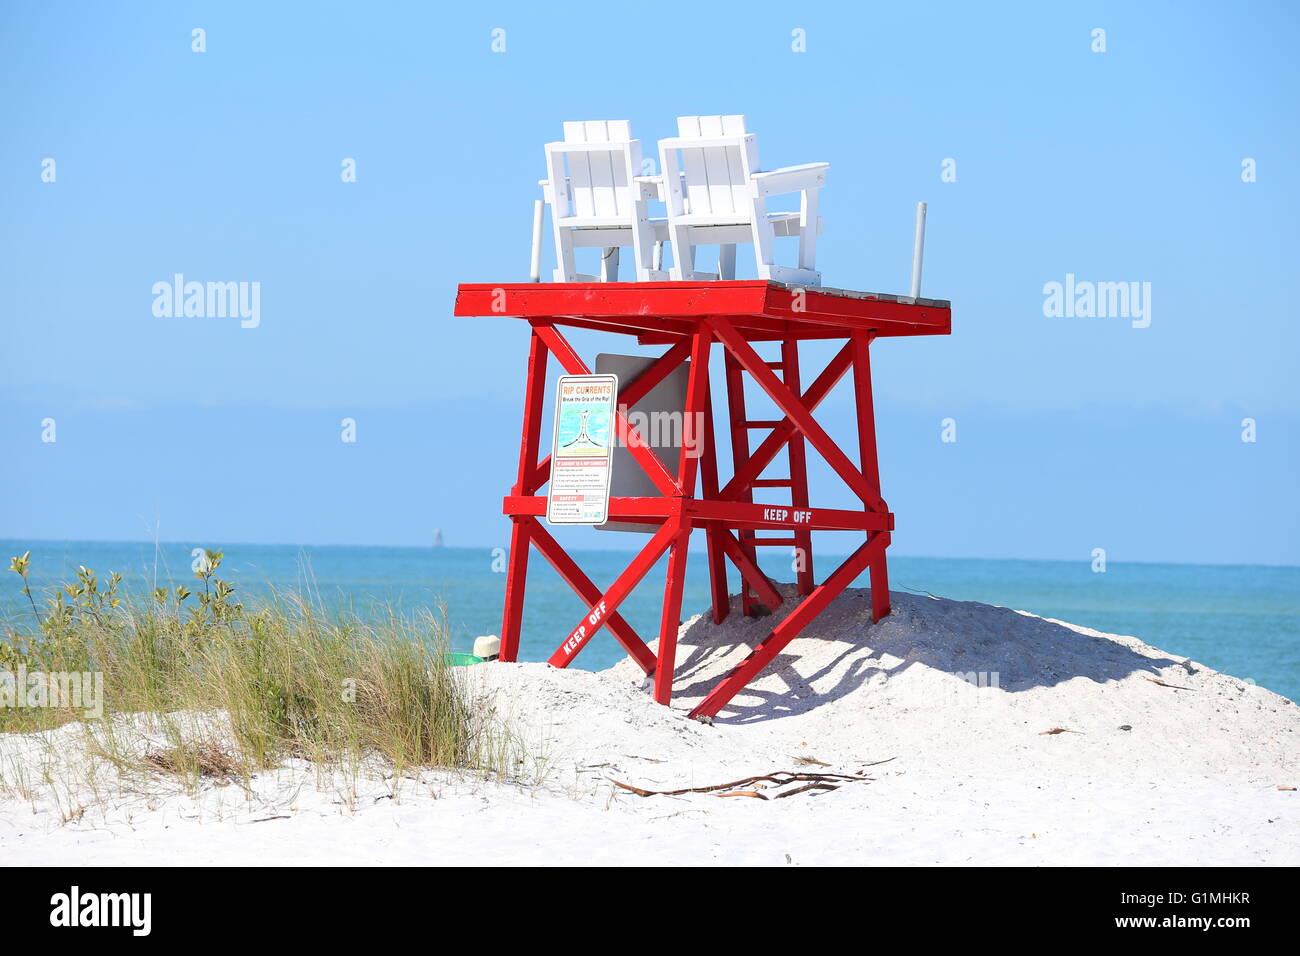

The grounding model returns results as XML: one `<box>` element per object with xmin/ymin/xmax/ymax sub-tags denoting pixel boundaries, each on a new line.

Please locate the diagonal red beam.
<box><xmin>547</xmin><ymin>519</ymin><xmax>680</xmax><ymax>667</ymax></box>
<box><xmin>709</xmin><ymin>317</ymin><xmax>885</xmax><ymax>512</ymax></box>
<box><xmin>688</xmin><ymin>533</ymin><xmax>886</xmax><ymax>721</ymax></box>
<box><xmin>715</xmin><ymin>528</ymin><xmax>784</xmax><ymax>611</ymax></box>
<box><xmin>532</xmin><ymin>323</ymin><xmax>681</xmax><ymax>498</ymax></box>
<box><xmin>718</xmin><ymin>341</ymin><xmax>854</xmax><ymax>501</ymax></box>
<box><xmin>526</xmin><ymin>338</ymin><xmax>692</xmax><ymax>494</ymax></box>
<box><xmin>526</xmin><ymin>518</ymin><xmax>658</xmax><ymax>674</ymax></box>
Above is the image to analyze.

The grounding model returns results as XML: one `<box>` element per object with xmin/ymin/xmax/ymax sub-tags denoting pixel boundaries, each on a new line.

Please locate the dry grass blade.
<box><xmin>1039</xmin><ymin>727</ymin><xmax>1084</xmax><ymax>735</ymax></box>
<box><xmin>1146</xmin><ymin>677</ymin><xmax>1195</xmax><ymax>691</ymax></box>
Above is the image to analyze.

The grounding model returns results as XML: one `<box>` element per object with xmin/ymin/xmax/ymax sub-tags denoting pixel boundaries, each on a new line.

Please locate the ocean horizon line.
<box><xmin>3</xmin><ymin>536</ymin><xmax>1297</xmax><ymax>574</ymax></box>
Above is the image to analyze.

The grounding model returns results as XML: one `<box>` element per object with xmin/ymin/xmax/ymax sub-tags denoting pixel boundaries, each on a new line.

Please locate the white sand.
<box><xmin>2</xmin><ymin>586</ymin><xmax>1297</xmax><ymax>865</ymax></box>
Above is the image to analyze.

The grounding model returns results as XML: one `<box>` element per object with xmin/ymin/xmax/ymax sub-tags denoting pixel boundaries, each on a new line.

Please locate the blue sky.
<box><xmin>1</xmin><ymin>1</ymin><xmax>1297</xmax><ymax>565</ymax></box>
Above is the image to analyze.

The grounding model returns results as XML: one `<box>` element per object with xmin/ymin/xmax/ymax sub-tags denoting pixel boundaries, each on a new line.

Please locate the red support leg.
<box><xmin>653</xmin><ymin>327</ymin><xmax>712</xmax><ymax>704</ymax></box>
<box><xmin>699</xmin><ymin>389</ymin><xmax>729</xmax><ymax>625</ymax></box>
<box><xmin>654</xmin><ymin>520</ymin><xmax>692</xmax><ymax>704</ymax></box>
<box><xmin>688</xmin><ymin>534</ymin><xmax>886</xmax><ymax>721</ymax></box>
<box><xmin>867</xmin><ymin>531</ymin><xmax>892</xmax><ymax>623</ymax></box>
<box><xmin>499</xmin><ymin>329</ymin><xmax>549</xmax><ymax>661</ymax></box>
<box><xmin>781</xmin><ymin>338</ymin><xmax>815</xmax><ymax>596</ymax></box>
<box><xmin>722</xmin><ymin>348</ymin><xmax>760</xmax><ymax>616</ymax></box>
<box><xmin>499</xmin><ymin>518</ymin><xmax>531</xmax><ymax>662</ymax></box>
<box><xmin>851</xmin><ymin>331</ymin><xmax>891</xmax><ymax>622</ymax></box>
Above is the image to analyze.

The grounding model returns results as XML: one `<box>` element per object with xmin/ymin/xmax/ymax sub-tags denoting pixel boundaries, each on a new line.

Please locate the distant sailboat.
<box><xmin>432</xmin><ymin>528</ymin><xmax>444</xmax><ymax>548</ymax></box>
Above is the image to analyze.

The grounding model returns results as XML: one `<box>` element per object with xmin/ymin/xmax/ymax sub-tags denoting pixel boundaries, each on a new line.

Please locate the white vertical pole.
<box><xmin>910</xmin><ymin>201</ymin><xmax>927</xmax><ymax>299</ymax></box>
<box><xmin>529</xmin><ymin>198</ymin><xmax>545</xmax><ymax>282</ymax></box>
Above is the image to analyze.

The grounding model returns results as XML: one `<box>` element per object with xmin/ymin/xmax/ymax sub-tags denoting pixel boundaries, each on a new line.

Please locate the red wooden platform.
<box><xmin>453</xmin><ymin>280</ymin><xmax>951</xmax><ymax>721</ymax></box>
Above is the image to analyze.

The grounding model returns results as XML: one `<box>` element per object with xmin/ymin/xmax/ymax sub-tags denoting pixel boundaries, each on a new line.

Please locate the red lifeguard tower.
<box><xmin>453</xmin><ymin>279</ymin><xmax>951</xmax><ymax>720</ymax></box>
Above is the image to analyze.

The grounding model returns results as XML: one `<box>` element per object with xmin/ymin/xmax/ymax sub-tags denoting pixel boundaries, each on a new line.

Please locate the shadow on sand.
<box><xmin>667</xmin><ymin>587</ymin><xmax>1180</xmax><ymax>725</ymax></box>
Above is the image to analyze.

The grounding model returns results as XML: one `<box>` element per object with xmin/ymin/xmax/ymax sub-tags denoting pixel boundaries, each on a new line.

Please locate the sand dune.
<box><xmin>2</xmin><ymin>587</ymin><xmax>1297</xmax><ymax>865</ymax></box>
<box><xmin>600</xmin><ymin>586</ymin><xmax>1299</xmax><ymax>781</ymax></box>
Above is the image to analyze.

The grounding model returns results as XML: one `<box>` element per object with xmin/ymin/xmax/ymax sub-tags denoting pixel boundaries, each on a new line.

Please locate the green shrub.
<box><xmin>3</xmin><ymin>550</ymin><xmax>479</xmax><ymax>776</ymax></box>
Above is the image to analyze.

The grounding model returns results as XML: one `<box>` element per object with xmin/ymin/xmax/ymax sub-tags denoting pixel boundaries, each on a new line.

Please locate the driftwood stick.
<box><xmin>610</xmin><ymin>770</ymin><xmax>872</xmax><ymax>799</ymax></box>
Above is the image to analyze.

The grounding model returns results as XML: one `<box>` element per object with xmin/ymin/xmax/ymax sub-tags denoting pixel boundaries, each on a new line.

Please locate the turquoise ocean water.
<box><xmin>2</xmin><ymin>539</ymin><xmax>1297</xmax><ymax>703</ymax></box>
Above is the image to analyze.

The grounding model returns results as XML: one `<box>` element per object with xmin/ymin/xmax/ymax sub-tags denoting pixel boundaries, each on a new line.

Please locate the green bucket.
<box><xmin>445</xmin><ymin>652</ymin><xmax>485</xmax><ymax>667</ymax></box>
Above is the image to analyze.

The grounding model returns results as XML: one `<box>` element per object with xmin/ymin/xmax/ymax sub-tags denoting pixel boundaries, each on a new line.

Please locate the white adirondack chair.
<box><xmin>536</xmin><ymin>121</ymin><xmax>669</xmax><ymax>283</ymax></box>
<box><xmin>657</xmin><ymin>115</ymin><xmax>827</xmax><ymax>285</ymax></box>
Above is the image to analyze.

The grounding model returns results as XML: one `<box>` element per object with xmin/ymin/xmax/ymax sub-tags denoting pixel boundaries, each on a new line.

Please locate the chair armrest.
<box><xmin>633</xmin><ymin>174</ymin><xmax>663</xmax><ymax>201</ymax></box>
<box><xmin>544</xmin><ymin>139</ymin><xmax>637</xmax><ymax>153</ymax></box>
<box><xmin>658</xmin><ymin>134</ymin><xmax>756</xmax><ymax>151</ymax></box>
<box><xmin>540</xmin><ymin>176</ymin><xmax>571</xmax><ymax>204</ymax></box>
<box><xmin>636</xmin><ymin>171</ymin><xmax>689</xmax><ymax>204</ymax></box>
<box><xmin>750</xmin><ymin>162</ymin><xmax>829</xmax><ymax>197</ymax></box>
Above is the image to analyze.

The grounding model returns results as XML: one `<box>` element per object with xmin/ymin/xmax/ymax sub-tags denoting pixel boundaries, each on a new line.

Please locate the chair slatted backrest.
<box><xmin>674</xmin><ymin>115</ymin><xmax>758</xmax><ymax>217</ymax></box>
<box><xmin>556</xmin><ymin>120</ymin><xmax>636</xmax><ymax>220</ymax></box>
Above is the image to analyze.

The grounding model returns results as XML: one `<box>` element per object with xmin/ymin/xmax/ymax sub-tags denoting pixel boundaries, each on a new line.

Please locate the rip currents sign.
<box><xmin>546</xmin><ymin>374</ymin><xmax>618</xmax><ymax>525</ymax></box>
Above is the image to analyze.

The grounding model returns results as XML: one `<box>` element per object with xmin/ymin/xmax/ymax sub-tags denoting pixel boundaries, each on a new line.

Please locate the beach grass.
<box><xmin>1</xmin><ymin>551</ymin><xmax>496</xmax><ymax>792</ymax></box>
